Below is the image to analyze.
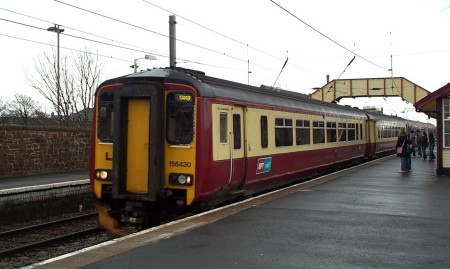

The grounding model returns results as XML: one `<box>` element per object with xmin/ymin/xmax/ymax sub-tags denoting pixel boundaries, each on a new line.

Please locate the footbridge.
<box><xmin>310</xmin><ymin>77</ymin><xmax>430</xmax><ymax>105</ymax></box>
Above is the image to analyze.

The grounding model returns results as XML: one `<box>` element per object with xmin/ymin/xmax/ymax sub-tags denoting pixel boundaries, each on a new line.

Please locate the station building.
<box><xmin>416</xmin><ymin>83</ymin><xmax>450</xmax><ymax>175</ymax></box>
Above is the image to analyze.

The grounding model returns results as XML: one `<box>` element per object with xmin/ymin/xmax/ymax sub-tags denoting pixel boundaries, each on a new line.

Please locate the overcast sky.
<box><xmin>1</xmin><ymin>0</ymin><xmax>449</xmax><ymax>123</ymax></box>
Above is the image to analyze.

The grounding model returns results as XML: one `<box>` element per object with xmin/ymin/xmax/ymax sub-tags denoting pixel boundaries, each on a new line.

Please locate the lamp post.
<box><xmin>47</xmin><ymin>24</ymin><xmax>64</xmax><ymax>120</ymax></box>
<box><xmin>131</xmin><ymin>54</ymin><xmax>157</xmax><ymax>73</ymax></box>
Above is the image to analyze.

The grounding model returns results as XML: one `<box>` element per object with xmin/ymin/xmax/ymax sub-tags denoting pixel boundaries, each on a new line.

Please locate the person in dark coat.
<box><xmin>396</xmin><ymin>128</ymin><xmax>411</xmax><ymax>172</ymax></box>
<box><xmin>428</xmin><ymin>133</ymin><xmax>435</xmax><ymax>160</ymax></box>
<box><xmin>421</xmin><ymin>131</ymin><xmax>428</xmax><ymax>160</ymax></box>
<box><xmin>409</xmin><ymin>130</ymin><xmax>417</xmax><ymax>157</ymax></box>
<box><xmin>416</xmin><ymin>130</ymin><xmax>422</xmax><ymax>158</ymax></box>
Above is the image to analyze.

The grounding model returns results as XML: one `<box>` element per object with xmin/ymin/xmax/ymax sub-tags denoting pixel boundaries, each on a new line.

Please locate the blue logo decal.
<box><xmin>256</xmin><ymin>157</ymin><xmax>272</xmax><ymax>174</ymax></box>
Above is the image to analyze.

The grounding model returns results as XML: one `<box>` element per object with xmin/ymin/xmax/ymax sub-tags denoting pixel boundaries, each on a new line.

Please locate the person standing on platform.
<box><xmin>396</xmin><ymin>128</ymin><xmax>411</xmax><ymax>173</ymax></box>
<box><xmin>428</xmin><ymin>133</ymin><xmax>436</xmax><ymax>160</ymax></box>
<box><xmin>409</xmin><ymin>130</ymin><xmax>417</xmax><ymax>158</ymax></box>
<box><xmin>421</xmin><ymin>131</ymin><xmax>428</xmax><ymax>160</ymax></box>
<box><xmin>416</xmin><ymin>130</ymin><xmax>423</xmax><ymax>158</ymax></box>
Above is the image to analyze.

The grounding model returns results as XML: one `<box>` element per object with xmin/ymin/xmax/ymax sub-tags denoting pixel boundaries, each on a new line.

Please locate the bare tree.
<box><xmin>0</xmin><ymin>97</ymin><xmax>6</xmax><ymax>124</ymax></box>
<box><xmin>34</xmin><ymin>109</ymin><xmax>54</xmax><ymax>126</ymax></box>
<box><xmin>27</xmin><ymin>50</ymin><xmax>65</xmax><ymax>125</ymax></box>
<box><xmin>0</xmin><ymin>97</ymin><xmax>5</xmax><ymax>116</ymax></box>
<box><xmin>73</xmin><ymin>48</ymin><xmax>104</xmax><ymax>127</ymax></box>
<box><xmin>27</xmin><ymin>48</ymin><xmax>103</xmax><ymax>127</ymax></box>
<box><xmin>8</xmin><ymin>93</ymin><xmax>40</xmax><ymax>125</ymax></box>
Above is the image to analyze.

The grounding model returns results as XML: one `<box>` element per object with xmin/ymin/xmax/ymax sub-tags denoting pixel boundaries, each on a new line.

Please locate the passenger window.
<box><xmin>338</xmin><ymin>123</ymin><xmax>347</xmax><ymax>142</ymax></box>
<box><xmin>360</xmin><ymin>124</ymin><xmax>363</xmax><ymax>140</ymax></box>
<box><xmin>313</xmin><ymin>121</ymin><xmax>325</xmax><ymax>144</ymax></box>
<box><xmin>233</xmin><ymin>114</ymin><xmax>241</xmax><ymax>149</ymax></box>
<box><xmin>275</xmin><ymin>118</ymin><xmax>293</xmax><ymax>147</ymax></box>
<box><xmin>296</xmin><ymin>120</ymin><xmax>310</xmax><ymax>145</ymax></box>
<box><xmin>220</xmin><ymin>112</ymin><xmax>228</xmax><ymax>143</ymax></box>
<box><xmin>327</xmin><ymin>122</ymin><xmax>337</xmax><ymax>143</ymax></box>
<box><xmin>348</xmin><ymin>123</ymin><xmax>356</xmax><ymax>141</ymax></box>
<box><xmin>261</xmin><ymin>116</ymin><xmax>268</xmax><ymax>148</ymax></box>
<box><xmin>166</xmin><ymin>92</ymin><xmax>194</xmax><ymax>145</ymax></box>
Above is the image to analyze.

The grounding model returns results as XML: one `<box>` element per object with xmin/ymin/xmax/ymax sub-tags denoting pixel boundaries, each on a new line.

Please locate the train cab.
<box><xmin>90</xmin><ymin>69</ymin><xmax>201</xmax><ymax>226</ymax></box>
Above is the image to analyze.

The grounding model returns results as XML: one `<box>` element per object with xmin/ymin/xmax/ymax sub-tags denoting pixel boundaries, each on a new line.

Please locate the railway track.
<box><xmin>0</xmin><ymin>212</ymin><xmax>102</xmax><ymax>258</ymax></box>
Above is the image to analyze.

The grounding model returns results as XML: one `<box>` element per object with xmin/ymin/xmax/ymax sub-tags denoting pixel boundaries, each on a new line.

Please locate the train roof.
<box><xmin>99</xmin><ymin>67</ymin><xmax>435</xmax><ymax>127</ymax></box>
<box><xmin>103</xmin><ymin>67</ymin><xmax>369</xmax><ymax>120</ymax></box>
<box><xmin>363</xmin><ymin>111</ymin><xmax>407</xmax><ymax>122</ymax></box>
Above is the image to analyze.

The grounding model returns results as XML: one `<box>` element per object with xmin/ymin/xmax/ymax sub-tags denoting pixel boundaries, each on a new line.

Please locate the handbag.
<box><xmin>396</xmin><ymin>138</ymin><xmax>406</xmax><ymax>155</ymax></box>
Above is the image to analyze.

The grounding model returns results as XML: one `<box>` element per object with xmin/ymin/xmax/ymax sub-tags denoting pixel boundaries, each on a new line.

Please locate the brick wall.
<box><xmin>0</xmin><ymin>125</ymin><xmax>90</xmax><ymax>178</ymax></box>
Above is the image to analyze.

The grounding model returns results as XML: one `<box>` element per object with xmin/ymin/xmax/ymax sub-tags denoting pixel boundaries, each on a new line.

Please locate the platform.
<box><xmin>31</xmin><ymin>156</ymin><xmax>450</xmax><ymax>268</ymax></box>
<box><xmin>0</xmin><ymin>170</ymin><xmax>88</xmax><ymax>191</ymax></box>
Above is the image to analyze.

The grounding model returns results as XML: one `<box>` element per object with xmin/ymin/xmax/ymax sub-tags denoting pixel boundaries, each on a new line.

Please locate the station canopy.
<box><xmin>415</xmin><ymin>83</ymin><xmax>450</xmax><ymax>119</ymax></box>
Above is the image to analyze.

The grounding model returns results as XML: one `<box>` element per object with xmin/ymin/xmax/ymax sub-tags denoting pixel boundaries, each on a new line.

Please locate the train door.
<box><xmin>214</xmin><ymin>105</ymin><xmax>246</xmax><ymax>189</ymax></box>
<box><xmin>126</xmin><ymin>99</ymin><xmax>150</xmax><ymax>193</ymax></box>
<box><xmin>365</xmin><ymin>120</ymin><xmax>376</xmax><ymax>158</ymax></box>
<box><xmin>112</xmin><ymin>84</ymin><xmax>164</xmax><ymax>201</ymax></box>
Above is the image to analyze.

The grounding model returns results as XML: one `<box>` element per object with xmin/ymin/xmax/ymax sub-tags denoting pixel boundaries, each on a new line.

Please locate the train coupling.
<box><xmin>95</xmin><ymin>204</ymin><xmax>134</xmax><ymax>237</ymax></box>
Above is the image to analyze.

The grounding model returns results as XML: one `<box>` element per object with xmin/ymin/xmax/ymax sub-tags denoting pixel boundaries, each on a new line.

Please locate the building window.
<box><xmin>275</xmin><ymin>118</ymin><xmax>293</xmax><ymax>147</ymax></box>
<box><xmin>444</xmin><ymin>99</ymin><xmax>450</xmax><ymax>147</ymax></box>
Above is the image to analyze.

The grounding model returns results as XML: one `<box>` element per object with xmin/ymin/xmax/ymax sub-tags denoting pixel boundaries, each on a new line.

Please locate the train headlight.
<box><xmin>178</xmin><ymin>175</ymin><xmax>187</xmax><ymax>184</ymax></box>
<box><xmin>95</xmin><ymin>169</ymin><xmax>113</xmax><ymax>181</ymax></box>
<box><xmin>169</xmin><ymin>173</ymin><xmax>193</xmax><ymax>186</ymax></box>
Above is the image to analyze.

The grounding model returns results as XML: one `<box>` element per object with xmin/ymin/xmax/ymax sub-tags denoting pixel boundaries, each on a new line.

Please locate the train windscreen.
<box><xmin>166</xmin><ymin>92</ymin><xmax>194</xmax><ymax>145</ymax></box>
<box><xmin>97</xmin><ymin>91</ymin><xmax>114</xmax><ymax>143</ymax></box>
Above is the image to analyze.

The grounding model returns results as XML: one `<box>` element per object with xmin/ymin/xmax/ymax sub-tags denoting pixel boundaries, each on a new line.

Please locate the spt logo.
<box><xmin>256</xmin><ymin>157</ymin><xmax>272</xmax><ymax>174</ymax></box>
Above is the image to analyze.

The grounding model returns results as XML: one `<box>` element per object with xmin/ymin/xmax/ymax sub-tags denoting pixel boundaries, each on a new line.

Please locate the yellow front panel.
<box><xmin>165</xmin><ymin>142</ymin><xmax>196</xmax><ymax>204</ymax></box>
<box><xmin>164</xmin><ymin>90</ymin><xmax>196</xmax><ymax>205</ymax></box>
<box><xmin>94</xmin><ymin>143</ymin><xmax>113</xmax><ymax>199</ymax></box>
<box><xmin>126</xmin><ymin>99</ymin><xmax>150</xmax><ymax>194</ymax></box>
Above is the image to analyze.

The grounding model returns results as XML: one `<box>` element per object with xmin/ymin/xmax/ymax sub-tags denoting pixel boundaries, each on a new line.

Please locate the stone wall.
<box><xmin>0</xmin><ymin>125</ymin><xmax>90</xmax><ymax>178</ymax></box>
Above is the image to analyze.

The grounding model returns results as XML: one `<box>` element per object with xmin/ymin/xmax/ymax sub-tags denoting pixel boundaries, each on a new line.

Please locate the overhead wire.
<box><xmin>0</xmin><ymin>7</ymin><xmax>166</xmax><ymax>60</ymax></box>
<box><xmin>51</xmin><ymin>0</ymin><xmax>272</xmax><ymax>71</ymax></box>
<box><xmin>270</xmin><ymin>0</ymin><xmax>390</xmax><ymax>72</ymax></box>
<box><xmin>0</xmin><ymin>32</ymin><xmax>135</xmax><ymax>67</ymax></box>
<box><xmin>0</xmin><ymin>19</ymin><xmax>246</xmax><ymax>73</ymax></box>
<box><xmin>1</xmin><ymin>1</ymin><xmax>311</xmax><ymax>77</ymax></box>
<box><xmin>4</xmin><ymin>0</ymin><xmax>412</xmax><ymax>85</ymax></box>
<box><xmin>140</xmin><ymin>0</ymin><xmax>312</xmax><ymax>73</ymax></box>
<box><xmin>140</xmin><ymin>0</ymin><xmax>285</xmax><ymax>62</ymax></box>
<box><xmin>0</xmin><ymin>10</ymin><xmax>242</xmax><ymax>71</ymax></box>
<box><xmin>0</xmin><ymin>16</ymin><xmax>163</xmax><ymax>57</ymax></box>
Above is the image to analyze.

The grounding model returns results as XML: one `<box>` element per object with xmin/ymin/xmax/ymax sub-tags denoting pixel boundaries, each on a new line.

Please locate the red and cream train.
<box><xmin>90</xmin><ymin>67</ymin><xmax>433</xmax><ymax>228</ymax></box>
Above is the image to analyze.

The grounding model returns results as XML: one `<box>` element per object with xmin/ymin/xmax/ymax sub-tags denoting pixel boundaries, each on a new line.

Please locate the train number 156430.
<box><xmin>169</xmin><ymin>161</ymin><xmax>192</xmax><ymax>167</ymax></box>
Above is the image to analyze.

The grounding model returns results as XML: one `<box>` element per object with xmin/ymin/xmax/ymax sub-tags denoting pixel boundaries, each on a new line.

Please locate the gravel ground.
<box><xmin>0</xmin><ymin>230</ymin><xmax>111</xmax><ymax>269</ymax></box>
<box><xmin>0</xmin><ymin>209</ymin><xmax>113</xmax><ymax>269</ymax></box>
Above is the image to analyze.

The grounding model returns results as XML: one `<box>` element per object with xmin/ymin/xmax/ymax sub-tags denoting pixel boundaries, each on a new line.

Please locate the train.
<box><xmin>90</xmin><ymin>67</ymin><xmax>434</xmax><ymax>231</ymax></box>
